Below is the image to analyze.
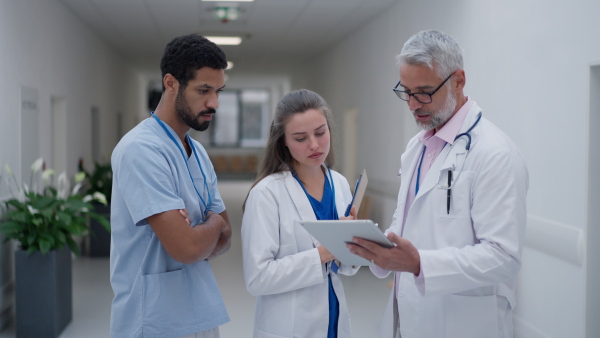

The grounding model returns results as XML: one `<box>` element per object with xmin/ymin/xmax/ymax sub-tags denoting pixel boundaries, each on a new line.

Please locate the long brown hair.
<box><xmin>242</xmin><ymin>89</ymin><xmax>335</xmax><ymax>210</ymax></box>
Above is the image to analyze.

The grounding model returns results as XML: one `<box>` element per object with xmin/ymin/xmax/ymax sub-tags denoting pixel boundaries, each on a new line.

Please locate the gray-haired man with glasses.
<box><xmin>347</xmin><ymin>29</ymin><xmax>528</xmax><ymax>338</ymax></box>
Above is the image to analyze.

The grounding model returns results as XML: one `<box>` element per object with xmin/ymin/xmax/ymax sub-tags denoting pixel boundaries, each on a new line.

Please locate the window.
<box><xmin>211</xmin><ymin>89</ymin><xmax>270</xmax><ymax>148</ymax></box>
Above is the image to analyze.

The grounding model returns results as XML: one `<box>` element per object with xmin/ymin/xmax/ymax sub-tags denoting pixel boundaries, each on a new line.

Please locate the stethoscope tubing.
<box><xmin>437</xmin><ymin>111</ymin><xmax>483</xmax><ymax>190</ymax></box>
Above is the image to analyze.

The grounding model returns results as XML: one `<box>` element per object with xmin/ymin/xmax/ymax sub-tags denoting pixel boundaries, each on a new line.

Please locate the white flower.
<box><xmin>71</xmin><ymin>183</ymin><xmax>82</xmax><ymax>196</ymax></box>
<box><xmin>31</xmin><ymin>158</ymin><xmax>44</xmax><ymax>175</ymax></box>
<box><xmin>3</xmin><ymin>164</ymin><xmax>13</xmax><ymax>176</ymax></box>
<box><xmin>42</xmin><ymin>169</ymin><xmax>55</xmax><ymax>186</ymax></box>
<box><xmin>27</xmin><ymin>205</ymin><xmax>39</xmax><ymax>215</ymax></box>
<box><xmin>92</xmin><ymin>192</ymin><xmax>108</xmax><ymax>205</ymax></box>
<box><xmin>57</xmin><ymin>172</ymin><xmax>70</xmax><ymax>199</ymax></box>
<box><xmin>74</xmin><ymin>172</ymin><xmax>86</xmax><ymax>184</ymax></box>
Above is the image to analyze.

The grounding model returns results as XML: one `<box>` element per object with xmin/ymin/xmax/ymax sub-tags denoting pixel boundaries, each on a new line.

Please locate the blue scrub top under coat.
<box><xmin>110</xmin><ymin>117</ymin><xmax>229</xmax><ymax>338</ymax></box>
<box><xmin>294</xmin><ymin>171</ymin><xmax>340</xmax><ymax>338</ymax></box>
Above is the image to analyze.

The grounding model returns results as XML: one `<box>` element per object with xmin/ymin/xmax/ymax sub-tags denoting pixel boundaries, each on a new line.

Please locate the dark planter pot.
<box><xmin>15</xmin><ymin>247</ymin><xmax>72</xmax><ymax>338</ymax></box>
<box><xmin>89</xmin><ymin>203</ymin><xmax>111</xmax><ymax>257</ymax></box>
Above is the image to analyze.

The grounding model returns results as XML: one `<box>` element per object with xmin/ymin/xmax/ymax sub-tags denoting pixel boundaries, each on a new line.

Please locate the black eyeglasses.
<box><xmin>392</xmin><ymin>72</ymin><xmax>454</xmax><ymax>104</ymax></box>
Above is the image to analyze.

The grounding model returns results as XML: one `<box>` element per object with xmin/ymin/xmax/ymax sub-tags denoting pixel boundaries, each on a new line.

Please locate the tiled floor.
<box><xmin>0</xmin><ymin>180</ymin><xmax>392</xmax><ymax>337</ymax></box>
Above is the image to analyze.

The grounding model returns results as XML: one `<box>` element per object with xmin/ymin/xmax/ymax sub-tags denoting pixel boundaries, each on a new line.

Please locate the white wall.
<box><xmin>0</xmin><ymin>0</ymin><xmax>134</xmax><ymax>177</ymax></box>
<box><xmin>298</xmin><ymin>1</ymin><xmax>600</xmax><ymax>337</ymax></box>
<box><xmin>0</xmin><ymin>0</ymin><xmax>136</xmax><ymax>328</ymax></box>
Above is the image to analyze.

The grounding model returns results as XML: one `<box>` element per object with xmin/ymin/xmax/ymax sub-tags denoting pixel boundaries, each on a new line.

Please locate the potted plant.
<box><xmin>78</xmin><ymin>158</ymin><xmax>112</xmax><ymax>257</ymax></box>
<box><xmin>0</xmin><ymin>158</ymin><xmax>109</xmax><ymax>338</ymax></box>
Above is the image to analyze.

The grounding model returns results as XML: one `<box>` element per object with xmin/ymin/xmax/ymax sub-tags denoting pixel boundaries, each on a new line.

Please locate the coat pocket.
<box><xmin>438</xmin><ymin>170</ymin><xmax>474</xmax><ymax>219</ymax></box>
<box><xmin>445</xmin><ymin>294</ymin><xmax>498</xmax><ymax>338</ymax></box>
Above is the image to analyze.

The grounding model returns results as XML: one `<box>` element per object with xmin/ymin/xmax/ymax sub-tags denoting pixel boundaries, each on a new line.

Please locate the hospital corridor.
<box><xmin>1</xmin><ymin>0</ymin><xmax>600</xmax><ymax>337</ymax></box>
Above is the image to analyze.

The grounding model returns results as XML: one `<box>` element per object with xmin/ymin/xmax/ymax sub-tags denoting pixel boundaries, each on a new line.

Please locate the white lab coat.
<box><xmin>373</xmin><ymin>102</ymin><xmax>528</xmax><ymax>338</ymax></box>
<box><xmin>242</xmin><ymin>167</ymin><xmax>359</xmax><ymax>338</ymax></box>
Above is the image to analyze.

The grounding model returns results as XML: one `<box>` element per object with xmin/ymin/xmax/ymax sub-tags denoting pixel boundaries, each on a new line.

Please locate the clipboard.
<box><xmin>344</xmin><ymin>169</ymin><xmax>368</xmax><ymax>217</ymax></box>
<box><xmin>299</xmin><ymin>219</ymin><xmax>393</xmax><ymax>266</ymax></box>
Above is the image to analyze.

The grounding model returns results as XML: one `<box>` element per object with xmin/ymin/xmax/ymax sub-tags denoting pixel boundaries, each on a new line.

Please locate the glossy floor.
<box><xmin>0</xmin><ymin>180</ymin><xmax>392</xmax><ymax>338</ymax></box>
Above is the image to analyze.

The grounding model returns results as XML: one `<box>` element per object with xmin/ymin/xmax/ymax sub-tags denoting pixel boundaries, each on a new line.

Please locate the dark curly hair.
<box><xmin>160</xmin><ymin>34</ymin><xmax>227</xmax><ymax>91</ymax></box>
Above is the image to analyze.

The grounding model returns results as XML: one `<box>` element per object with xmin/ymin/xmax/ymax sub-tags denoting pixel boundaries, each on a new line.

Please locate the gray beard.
<box><xmin>413</xmin><ymin>89</ymin><xmax>457</xmax><ymax>131</ymax></box>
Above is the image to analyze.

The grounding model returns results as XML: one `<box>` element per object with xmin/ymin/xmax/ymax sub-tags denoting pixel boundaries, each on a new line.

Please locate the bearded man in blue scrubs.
<box><xmin>110</xmin><ymin>34</ymin><xmax>232</xmax><ymax>338</ymax></box>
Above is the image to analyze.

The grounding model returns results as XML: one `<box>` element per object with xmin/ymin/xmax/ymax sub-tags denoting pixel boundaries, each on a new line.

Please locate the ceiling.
<box><xmin>57</xmin><ymin>0</ymin><xmax>399</xmax><ymax>73</ymax></box>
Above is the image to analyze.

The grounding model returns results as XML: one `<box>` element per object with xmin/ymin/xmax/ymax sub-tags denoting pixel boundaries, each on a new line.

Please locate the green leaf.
<box><xmin>89</xmin><ymin>213</ymin><xmax>111</xmax><ymax>232</ymax></box>
<box><xmin>27</xmin><ymin>235</ymin><xmax>36</xmax><ymax>246</ymax></box>
<box><xmin>56</xmin><ymin>231</ymin><xmax>67</xmax><ymax>245</ymax></box>
<box><xmin>39</xmin><ymin>238</ymin><xmax>51</xmax><ymax>254</ymax></box>
<box><xmin>32</xmin><ymin>217</ymin><xmax>42</xmax><ymax>226</ymax></box>
<box><xmin>66</xmin><ymin>237</ymin><xmax>80</xmax><ymax>256</ymax></box>
<box><xmin>0</xmin><ymin>220</ymin><xmax>22</xmax><ymax>234</ymax></box>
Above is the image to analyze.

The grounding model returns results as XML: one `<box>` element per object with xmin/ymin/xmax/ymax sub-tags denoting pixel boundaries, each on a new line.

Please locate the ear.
<box><xmin>453</xmin><ymin>69</ymin><xmax>466</xmax><ymax>92</ymax></box>
<box><xmin>163</xmin><ymin>73</ymin><xmax>179</xmax><ymax>93</ymax></box>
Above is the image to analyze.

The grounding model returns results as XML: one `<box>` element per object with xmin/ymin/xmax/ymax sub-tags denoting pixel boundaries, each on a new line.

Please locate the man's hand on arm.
<box><xmin>346</xmin><ymin>232</ymin><xmax>421</xmax><ymax>275</ymax></box>
<box><xmin>147</xmin><ymin>209</ymin><xmax>228</xmax><ymax>264</ymax></box>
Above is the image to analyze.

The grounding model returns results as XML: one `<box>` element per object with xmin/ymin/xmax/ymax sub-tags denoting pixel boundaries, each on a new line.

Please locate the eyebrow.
<box><xmin>291</xmin><ymin>124</ymin><xmax>327</xmax><ymax>136</ymax></box>
<box><xmin>196</xmin><ymin>83</ymin><xmax>226</xmax><ymax>91</ymax></box>
<box><xmin>401</xmin><ymin>83</ymin><xmax>435</xmax><ymax>91</ymax></box>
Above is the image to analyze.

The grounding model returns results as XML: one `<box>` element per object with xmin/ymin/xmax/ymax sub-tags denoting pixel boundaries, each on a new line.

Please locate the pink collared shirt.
<box><xmin>401</xmin><ymin>97</ymin><xmax>473</xmax><ymax>291</ymax></box>
<box><xmin>402</xmin><ymin>97</ymin><xmax>473</xmax><ymax>228</ymax></box>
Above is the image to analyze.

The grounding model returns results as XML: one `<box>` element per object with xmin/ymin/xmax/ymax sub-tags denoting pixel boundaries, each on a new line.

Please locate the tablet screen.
<box><xmin>299</xmin><ymin>219</ymin><xmax>393</xmax><ymax>266</ymax></box>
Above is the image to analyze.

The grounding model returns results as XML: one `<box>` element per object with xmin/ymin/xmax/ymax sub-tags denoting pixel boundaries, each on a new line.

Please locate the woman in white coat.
<box><xmin>241</xmin><ymin>89</ymin><xmax>359</xmax><ymax>338</ymax></box>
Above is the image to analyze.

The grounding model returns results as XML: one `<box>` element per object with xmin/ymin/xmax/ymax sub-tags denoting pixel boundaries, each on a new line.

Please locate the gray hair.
<box><xmin>396</xmin><ymin>29</ymin><xmax>464</xmax><ymax>79</ymax></box>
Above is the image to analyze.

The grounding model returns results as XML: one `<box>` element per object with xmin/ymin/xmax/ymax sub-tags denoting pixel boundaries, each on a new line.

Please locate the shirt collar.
<box><xmin>418</xmin><ymin>96</ymin><xmax>473</xmax><ymax>145</ymax></box>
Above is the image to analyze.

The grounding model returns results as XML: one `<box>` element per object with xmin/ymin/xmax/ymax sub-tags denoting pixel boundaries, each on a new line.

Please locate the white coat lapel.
<box><xmin>398</xmin><ymin>142</ymin><xmax>422</xmax><ymax>205</ymax></box>
<box><xmin>283</xmin><ymin>170</ymin><xmax>322</xmax><ymax>248</ymax></box>
<box><xmin>283</xmin><ymin>171</ymin><xmax>317</xmax><ymax>221</ymax></box>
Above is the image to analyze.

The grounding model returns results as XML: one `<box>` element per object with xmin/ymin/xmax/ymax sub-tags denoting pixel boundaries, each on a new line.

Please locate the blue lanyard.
<box><xmin>292</xmin><ymin>167</ymin><xmax>338</xmax><ymax>220</ymax></box>
<box><xmin>151</xmin><ymin>113</ymin><xmax>212</xmax><ymax>220</ymax></box>
<box><xmin>415</xmin><ymin>146</ymin><xmax>427</xmax><ymax>196</ymax></box>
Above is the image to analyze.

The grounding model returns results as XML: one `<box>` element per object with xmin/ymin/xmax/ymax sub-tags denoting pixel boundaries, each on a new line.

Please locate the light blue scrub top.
<box><xmin>109</xmin><ymin>118</ymin><xmax>229</xmax><ymax>338</ymax></box>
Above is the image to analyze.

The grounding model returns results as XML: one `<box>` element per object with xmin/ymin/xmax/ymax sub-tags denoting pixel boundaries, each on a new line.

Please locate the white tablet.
<box><xmin>299</xmin><ymin>219</ymin><xmax>393</xmax><ymax>266</ymax></box>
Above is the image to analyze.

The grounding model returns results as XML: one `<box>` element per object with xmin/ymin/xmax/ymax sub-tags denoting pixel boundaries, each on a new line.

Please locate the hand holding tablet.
<box><xmin>299</xmin><ymin>219</ymin><xmax>393</xmax><ymax>266</ymax></box>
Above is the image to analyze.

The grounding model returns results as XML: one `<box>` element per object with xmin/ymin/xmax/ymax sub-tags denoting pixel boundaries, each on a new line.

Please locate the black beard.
<box><xmin>175</xmin><ymin>89</ymin><xmax>215</xmax><ymax>132</ymax></box>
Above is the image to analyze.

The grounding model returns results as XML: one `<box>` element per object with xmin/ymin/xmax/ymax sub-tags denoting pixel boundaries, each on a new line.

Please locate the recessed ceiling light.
<box><xmin>206</xmin><ymin>36</ymin><xmax>242</xmax><ymax>45</ymax></box>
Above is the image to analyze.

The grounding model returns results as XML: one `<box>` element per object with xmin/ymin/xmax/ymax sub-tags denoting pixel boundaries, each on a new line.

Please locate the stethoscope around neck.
<box><xmin>151</xmin><ymin>112</ymin><xmax>212</xmax><ymax>221</ymax></box>
<box><xmin>435</xmin><ymin>111</ymin><xmax>483</xmax><ymax>191</ymax></box>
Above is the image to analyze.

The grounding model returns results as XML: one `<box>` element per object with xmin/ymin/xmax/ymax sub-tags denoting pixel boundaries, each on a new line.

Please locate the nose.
<box><xmin>407</xmin><ymin>95</ymin><xmax>423</xmax><ymax>111</ymax></box>
<box><xmin>207</xmin><ymin>91</ymin><xmax>219</xmax><ymax>110</ymax></box>
<box><xmin>309</xmin><ymin>136</ymin><xmax>318</xmax><ymax>150</ymax></box>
